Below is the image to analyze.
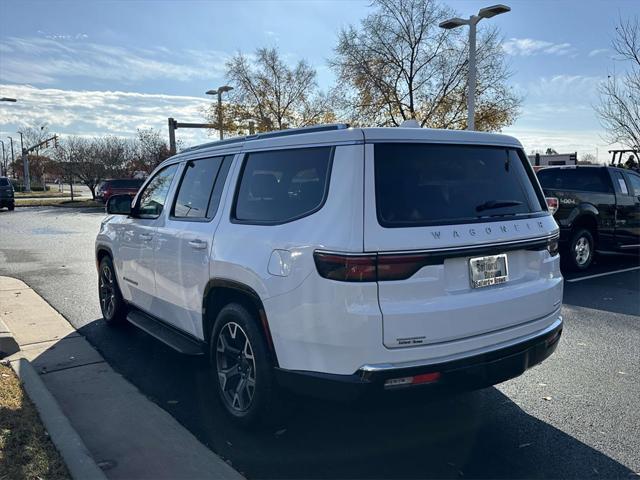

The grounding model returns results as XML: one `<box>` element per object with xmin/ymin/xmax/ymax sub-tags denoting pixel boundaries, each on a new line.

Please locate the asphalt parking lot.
<box><xmin>1</xmin><ymin>206</ymin><xmax>639</xmax><ymax>478</ymax></box>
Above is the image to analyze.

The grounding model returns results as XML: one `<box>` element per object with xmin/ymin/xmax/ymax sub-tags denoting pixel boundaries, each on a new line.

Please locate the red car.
<box><xmin>96</xmin><ymin>179</ymin><xmax>144</xmax><ymax>204</ymax></box>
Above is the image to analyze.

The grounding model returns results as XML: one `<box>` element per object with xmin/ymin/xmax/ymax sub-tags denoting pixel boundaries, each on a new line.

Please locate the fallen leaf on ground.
<box><xmin>543</xmin><ymin>396</ymin><xmax>552</xmax><ymax>401</ymax></box>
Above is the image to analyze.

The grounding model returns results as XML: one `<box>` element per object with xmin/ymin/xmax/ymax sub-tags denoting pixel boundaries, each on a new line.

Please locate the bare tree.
<box><xmin>206</xmin><ymin>47</ymin><xmax>335</xmax><ymax>134</ymax></box>
<box><xmin>330</xmin><ymin>0</ymin><xmax>520</xmax><ymax>130</ymax></box>
<box><xmin>578</xmin><ymin>153</ymin><xmax>599</xmax><ymax>165</ymax></box>
<box><xmin>596</xmin><ymin>16</ymin><xmax>640</xmax><ymax>150</ymax></box>
<box><xmin>129</xmin><ymin>128</ymin><xmax>171</xmax><ymax>173</ymax></box>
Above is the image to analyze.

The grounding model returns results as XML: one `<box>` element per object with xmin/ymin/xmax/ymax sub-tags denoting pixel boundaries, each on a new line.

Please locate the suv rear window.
<box><xmin>233</xmin><ymin>147</ymin><xmax>332</xmax><ymax>224</ymax></box>
<box><xmin>537</xmin><ymin>168</ymin><xmax>612</xmax><ymax>193</ymax></box>
<box><xmin>375</xmin><ymin>143</ymin><xmax>545</xmax><ymax>227</ymax></box>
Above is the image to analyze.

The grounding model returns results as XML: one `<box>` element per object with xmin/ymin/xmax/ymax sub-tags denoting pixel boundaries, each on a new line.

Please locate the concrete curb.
<box><xmin>0</xmin><ymin>318</ymin><xmax>19</xmax><ymax>358</ymax></box>
<box><xmin>10</xmin><ymin>357</ymin><xmax>107</xmax><ymax>480</ymax></box>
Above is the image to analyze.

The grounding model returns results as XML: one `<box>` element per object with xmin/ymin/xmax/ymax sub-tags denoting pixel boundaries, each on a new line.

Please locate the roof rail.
<box><xmin>181</xmin><ymin>123</ymin><xmax>350</xmax><ymax>154</ymax></box>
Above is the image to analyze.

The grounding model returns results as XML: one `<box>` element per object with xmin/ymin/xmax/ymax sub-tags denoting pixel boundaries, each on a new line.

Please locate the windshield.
<box><xmin>375</xmin><ymin>143</ymin><xmax>545</xmax><ymax>227</ymax></box>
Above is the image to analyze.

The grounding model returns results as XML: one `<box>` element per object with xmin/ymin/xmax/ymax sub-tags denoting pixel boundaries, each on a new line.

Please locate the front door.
<box><xmin>153</xmin><ymin>155</ymin><xmax>234</xmax><ymax>338</ymax></box>
<box><xmin>116</xmin><ymin>163</ymin><xmax>179</xmax><ymax>312</ymax></box>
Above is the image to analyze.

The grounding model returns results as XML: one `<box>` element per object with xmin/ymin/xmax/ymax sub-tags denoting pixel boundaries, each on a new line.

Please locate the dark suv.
<box><xmin>96</xmin><ymin>179</ymin><xmax>144</xmax><ymax>204</ymax></box>
<box><xmin>537</xmin><ymin>166</ymin><xmax>640</xmax><ymax>269</ymax></box>
<box><xmin>0</xmin><ymin>177</ymin><xmax>15</xmax><ymax>211</ymax></box>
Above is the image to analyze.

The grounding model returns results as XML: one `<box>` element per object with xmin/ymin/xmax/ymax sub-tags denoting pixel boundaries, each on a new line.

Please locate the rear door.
<box><xmin>153</xmin><ymin>155</ymin><xmax>233</xmax><ymax>337</ymax></box>
<box><xmin>364</xmin><ymin>142</ymin><xmax>560</xmax><ymax>349</ymax></box>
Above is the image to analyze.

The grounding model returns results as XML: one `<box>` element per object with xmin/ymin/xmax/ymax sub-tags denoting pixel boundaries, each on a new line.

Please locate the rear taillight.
<box><xmin>313</xmin><ymin>252</ymin><xmax>377</xmax><ymax>282</ymax></box>
<box><xmin>546</xmin><ymin>197</ymin><xmax>559</xmax><ymax>215</ymax></box>
<box><xmin>313</xmin><ymin>251</ymin><xmax>435</xmax><ymax>282</ymax></box>
<box><xmin>547</xmin><ymin>235</ymin><xmax>559</xmax><ymax>256</ymax></box>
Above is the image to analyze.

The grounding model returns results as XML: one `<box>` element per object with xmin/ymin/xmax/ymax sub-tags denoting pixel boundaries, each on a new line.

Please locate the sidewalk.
<box><xmin>1</xmin><ymin>276</ymin><xmax>243</xmax><ymax>479</ymax></box>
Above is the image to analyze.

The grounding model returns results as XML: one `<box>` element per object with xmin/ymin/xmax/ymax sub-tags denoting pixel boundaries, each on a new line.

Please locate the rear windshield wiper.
<box><xmin>476</xmin><ymin>200</ymin><xmax>523</xmax><ymax>212</ymax></box>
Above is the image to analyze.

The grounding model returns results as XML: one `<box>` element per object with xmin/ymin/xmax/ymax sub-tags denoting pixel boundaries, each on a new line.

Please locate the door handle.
<box><xmin>139</xmin><ymin>233</ymin><xmax>153</xmax><ymax>241</ymax></box>
<box><xmin>188</xmin><ymin>239</ymin><xmax>208</xmax><ymax>249</ymax></box>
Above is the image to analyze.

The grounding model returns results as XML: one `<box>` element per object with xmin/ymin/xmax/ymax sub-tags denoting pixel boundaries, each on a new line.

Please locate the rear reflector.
<box><xmin>384</xmin><ymin>372</ymin><xmax>441</xmax><ymax>389</ymax></box>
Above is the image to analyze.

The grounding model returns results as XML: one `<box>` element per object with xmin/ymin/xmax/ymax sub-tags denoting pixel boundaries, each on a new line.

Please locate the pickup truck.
<box><xmin>537</xmin><ymin>165</ymin><xmax>640</xmax><ymax>270</ymax></box>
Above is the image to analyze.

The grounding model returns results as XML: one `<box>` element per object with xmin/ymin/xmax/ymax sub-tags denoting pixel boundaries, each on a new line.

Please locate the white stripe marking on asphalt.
<box><xmin>565</xmin><ymin>266</ymin><xmax>640</xmax><ymax>283</ymax></box>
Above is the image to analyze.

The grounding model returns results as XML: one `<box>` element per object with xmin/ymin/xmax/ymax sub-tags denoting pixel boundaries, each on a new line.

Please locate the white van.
<box><xmin>96</xmin><ymin>124</ymin><xmax>563</xmax><ymax>425</ymax></box>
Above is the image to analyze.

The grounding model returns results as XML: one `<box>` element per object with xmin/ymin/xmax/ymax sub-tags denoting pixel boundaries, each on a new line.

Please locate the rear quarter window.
<box><xmin>375</xmin><ymin>143</ymin><xmax>545</xmax><ymax>227</ymax></box>
<box><xmin>233</xmin><ymin>147</ymin><xmax>333</xmax><ymax>224</ymax></box>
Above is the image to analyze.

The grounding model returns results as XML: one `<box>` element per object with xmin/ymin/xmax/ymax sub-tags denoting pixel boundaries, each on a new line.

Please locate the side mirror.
<box><xmin>106</xmin><ymin>194</ymin><xmax>133</xmax><ymax>215</ymax></box>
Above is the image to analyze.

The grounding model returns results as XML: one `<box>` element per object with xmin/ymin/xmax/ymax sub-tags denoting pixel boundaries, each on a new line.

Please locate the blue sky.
<box><xmin>0</xmin><ymin>0</ymin><xmax>638</xmax><ymax>161</ymax></box>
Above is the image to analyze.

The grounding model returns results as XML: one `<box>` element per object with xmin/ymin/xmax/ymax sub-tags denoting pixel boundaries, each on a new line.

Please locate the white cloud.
<box><xmin>0</xmin><ymin>36</ymin><xmax>228</xmax><ymax>85</ymax></box>
<box><xmin>503</xmin><ymin>38</ymin><xmax>575</xmax><ymax>57</ymax></box>
<box><xmin>588</xmin><ymin>48</ymin><xmax>609</xmax><ymax>57</ymax></box>
<box><xmin>0</xmin><ymin>84</ymin><xmax>217</xmax><ymax>147</ymax></box>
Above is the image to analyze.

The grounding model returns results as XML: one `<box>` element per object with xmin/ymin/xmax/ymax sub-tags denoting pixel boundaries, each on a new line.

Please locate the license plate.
<box><xmin>469</xmin><ymin>254</ymin><xmax>508</xmax><ymax>288</ymax></box>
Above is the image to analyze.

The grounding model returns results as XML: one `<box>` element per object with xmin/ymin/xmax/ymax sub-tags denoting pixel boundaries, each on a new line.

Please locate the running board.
<box><xmin>126</xmin><ymin>309</ymin><xmax>205</xmax><ymax>356</ymax></box>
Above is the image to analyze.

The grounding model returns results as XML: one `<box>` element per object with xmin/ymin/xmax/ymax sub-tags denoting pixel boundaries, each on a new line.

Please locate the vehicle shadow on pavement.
<box><xmin>69</xmin><ymin>319</ymin><xmax>635</xmax><ymax>480</ymax></box>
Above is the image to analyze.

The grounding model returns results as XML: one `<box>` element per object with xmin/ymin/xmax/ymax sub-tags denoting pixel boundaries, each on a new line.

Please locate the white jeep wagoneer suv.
<box><xmin>96</xmin><ymin>124</ymin><xmax>563</xmax><ymax>425</ymax></box>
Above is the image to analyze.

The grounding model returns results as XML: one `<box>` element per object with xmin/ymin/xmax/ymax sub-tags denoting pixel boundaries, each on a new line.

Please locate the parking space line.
<box><xmin>565</xmin><ymin>266</ymin><xmax>640</xmax><ymax>283</ymax></box>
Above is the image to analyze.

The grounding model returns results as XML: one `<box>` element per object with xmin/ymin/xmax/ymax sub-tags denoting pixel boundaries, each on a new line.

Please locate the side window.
<box><xmin>207</xmin><ymin>155</ymin><xmax>234</xmax><ymax>218</ymax></box>
<box><xmin>625</xmin><ymin>172</ymin><xmax>640</xmax><ymax>196</ymax></box>
<box><xmin>136</xmin><ymin>164</ymin><xmax>178</xmax><ymax>218</ymax></box>
<box><xmin>612</xmin><ymin>171</ymin><xmax>630</xmax><ymax>195</ymax></box>
<box><xmin>173</xmin><ymin>157</ymin><xmax>223</xmax><ymax>219</ymax></box>
<box><xmin>172</xmin><ymin>155</ymin><xmax>234</xmax><ymax>219</ymax></box>
<box><xmin>233</xmin><ymin>147</ymin><xmax>332</xmax><ymax>224</ymax></box>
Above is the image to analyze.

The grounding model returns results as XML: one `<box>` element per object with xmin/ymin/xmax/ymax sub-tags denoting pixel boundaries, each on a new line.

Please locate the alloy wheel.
<box><xmin>99</xmin><ymin>264</ymin><xmax>116</xmax><ymax>319</ymax></box>
<box><xmin>216</xmin><ymin>322</ymin><xmax>256</xmax><ymax>413</ymax></box>
<box><xmin>574</xmin><ymin>236</ymin><xmax>591</xmax><ymax>266</ymax></box>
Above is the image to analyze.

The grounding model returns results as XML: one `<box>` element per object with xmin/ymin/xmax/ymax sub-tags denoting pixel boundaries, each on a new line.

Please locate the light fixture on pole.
<box><xmin>0</xmin><ymin>97</ymin><xmax>17</xmax><ymax>102</ymax></box>
<box><xmin>440</xmin><ymin>4</ymin><xmax>510</xmax><ymax>131</ymax></box>
<box><xmin>206</xmin><ymin>86</ymin><xmax>234</xmax><ymax>140</ymax></box>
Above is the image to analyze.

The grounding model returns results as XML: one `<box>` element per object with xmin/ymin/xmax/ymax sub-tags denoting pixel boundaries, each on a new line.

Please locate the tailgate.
<box><xmin>364</xmin><ymin>142</ymin><xmax>561</xmax><ymax>348</ymax></box>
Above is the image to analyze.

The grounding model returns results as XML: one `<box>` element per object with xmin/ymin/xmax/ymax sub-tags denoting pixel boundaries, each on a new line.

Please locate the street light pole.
<box><xmin>440</xmin><ymin>4</ymin><xmax>510</xmax><ymax>131</ymax></box>
<box><xmin>206</xmin><ymin>86</ymin><xmax>234</xmax><ymax>140</ymax></box>
<box><xmin>0</xmin><ymin>140</ymin><xmax>5</xmax><ymax>176</ymax></box>
<box><xmin>8</xmin><ymin>136</ymin><xmax>15</xmax><ymax>178</ymax></box>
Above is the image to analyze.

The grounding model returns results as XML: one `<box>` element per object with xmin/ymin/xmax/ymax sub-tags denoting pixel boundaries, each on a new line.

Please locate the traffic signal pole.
<box><xmin>168</xmin><ymin>118</ymin><xmax>216</xmax><ymax>155</ymax></box>
<box><xmin>21</xmin><ymin>135</ymin><xmax>58</xmax><ymax>192</ymax></box>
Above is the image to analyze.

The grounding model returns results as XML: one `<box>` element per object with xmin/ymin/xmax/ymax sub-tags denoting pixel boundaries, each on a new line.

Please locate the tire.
<box><xmin>98</xmin><ymin>256</ymin><xmax>127</xmax><ymax>324</ymax></box>
<box><xmin>210</xmin><ymin>303</ymin><xmax>279</xmax><ymax>428</ymax></box>
<box><xmin>7</xmin><ymin>203</ymin><xmax>14</xmax><ymax>211</ymax></box>
<box><xmin>567</xmin><ymin>228</ymin><xmax>594</xmax><ymax>271</ymax></box>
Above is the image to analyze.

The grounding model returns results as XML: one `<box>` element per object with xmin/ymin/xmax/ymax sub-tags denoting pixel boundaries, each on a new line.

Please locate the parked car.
<box><xmin>96</xmin><ymin>178</ymin><xmax>144</xmax><ymax>203</ymax></box>
<box><xmin>0</xmin><ymin>176</ymin><xmax>15</xmax><ymax>211</ymax></box>
<box><xmin>95</xmin><ymin>124</ymin><xmax>563</xmax><ymax>426</ymax></box>
<box><xmin>537</xmin><ymin>165</ymin><xmax>640</xmax><ymax>270</ymax></box>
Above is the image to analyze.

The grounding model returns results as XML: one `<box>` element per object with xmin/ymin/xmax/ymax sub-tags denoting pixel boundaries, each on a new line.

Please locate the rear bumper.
<box><xmin>275</xmin><ymin>316</ymin><xmax>563</xmax><ymax>401</ymax></box>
